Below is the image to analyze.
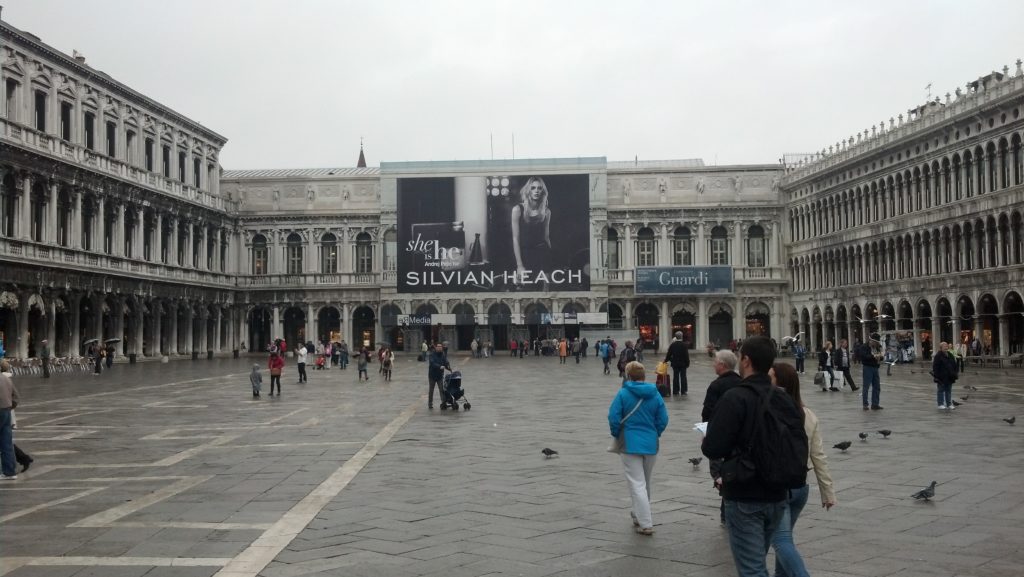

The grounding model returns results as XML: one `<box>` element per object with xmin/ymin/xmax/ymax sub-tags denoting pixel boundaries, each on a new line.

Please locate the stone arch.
<box><xmin>977</xmin><ymin>293</ymin><xmax>1000</xmax><ymax>354</ymax></box>
<box><xmin>745</xmin><ymin>301</ymin><xmax>771</xmax><ymax>338</ymax></box>
<box><xmin>351</xmin><ymin>305</ymin><xmax>376</xmax><ymax>349</ymax></box>
<box><xmin>708</xmin><ymin>301</ymin><xmax>734</xmax><ymax>348</ymax></box>
<box><xmin>1004</xmin><ymin>290</ymin><xmax>1024</xmax><ymax>355</ymax></box>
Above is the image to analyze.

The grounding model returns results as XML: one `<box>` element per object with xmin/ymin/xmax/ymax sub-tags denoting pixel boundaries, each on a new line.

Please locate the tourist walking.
<box><xmin>267</xmin><ymin>352</ymin><xmax>284</xmax><ymax>396</ymax></box>
<box><xmin>471</xmin><ymin>339</ymin><xmax>478</xmax><ymax>358</ymax></box>
<box><xmin>769</xmin><ymin>362</ymin><xmax>836</xmax><ymax>577</ymax></box>
<box><xmin>600</xmin><ymin>340</ymin><xmax>612</xmax><ymax>375</ymax></box>
<box><xmin>91</xmin><ymin>344</ymin><xmax>102</xmax><ymax>375</ymax></box>
<box><xmin>427</xmin><ymin>342</ymin><xmax>451</xmax><ymax>409</ymax></box>
<box><xmin>250</xmin><ymin>364</ymin><xmax>262</xmax><ymax>398</ymax></box>
<box><xmin>296</xmin><ymin>345</ymin><xmax>308</xmax><ymax>383</ymax></box>
<box><xmin>932</xmin><ymin>342</ymin><xmax>959</xmax><ymax>410</ymax></box>
<box><xmin>701</xmin><ymin>337</ymin><xmax>808</xmax><ymax>577</ymax></box>
<box><xmin>581</xmin><ymin>337</ymin><xmax>588</xmax><ymax>358</ymax></box>
<box><xmin>558</xmin><ymin>338</ymin><xmax>568</xmax><ymax>364</ymax></box>
<box><xmin>40</xmin><ymin>339</ymin><xmax>50</xmax><ymax>378</ymax></box>
<box><xmin>357</xmin><ymin>348</ymin><xmax>370</xmax><ymax>381</ymax></box>
<box><xmin>700</xmin><ymin>350</ymin><xmax>742</xmax><ymax>524</ymax></box>
<box><xmin>572</xmin><ymin>338</ymin><xmax>581</xmax><ymax>363</ymax></box>
<box><xmin>338</xmin><ymin>340</ymin><xmax>349</xmax><ymax>369</ymax></box>
<box><xmin>608</xmin><ymin>361</ymin><xmax>668</xmax><ymax>536</ymax></box>
<box><xmin>510</xmin><ymin>339</ymin><xmax>518</xmax><ymax>358</ymax></box>
<box><xmin>617</xmin><ymin>341</ymin><xmax>637</xmax><ymax>382</ymax></box>
<box><xmin>818</xmin><ymin>341</ymin><xmax>838</xmax><ymax>391</ymax></box>
<box><xmin>0</xmin><ymin>367</ymin><xmax>20</xmax><ymax>480</ymax></box>
<box><xmin>792</xmin><ymin>340</ymin><xmax>806</xmax><ymax>374</ymax></box>
<box><xmin>664</xmin><ymin>331</ymin><xmax>691</xmax><ymax>396</ymax></box>
<box><xmin>382</xmin><ymin>347</ymin><xmax>394</xmax><ymax>381</ymax></box>
<box><xmin>858</xmin><ymin>338</ymin><xmax>883</xmax><ymax>410</ymax></box>
<box><xmin>835</xmin><ymin>339</ymin><xmax>858</xmax><ymax>391</ymax></box>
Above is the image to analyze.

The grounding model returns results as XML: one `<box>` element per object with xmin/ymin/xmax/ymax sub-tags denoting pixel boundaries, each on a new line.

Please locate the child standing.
<box><xmin>357</xmin><ymin>352</ymin><xmax>369</xmax><ymax>381</ymax></box>
<box><xmin>250</xmin><ymin>364</ymin><xmax>262</xmax><ymax>398</ymax></box>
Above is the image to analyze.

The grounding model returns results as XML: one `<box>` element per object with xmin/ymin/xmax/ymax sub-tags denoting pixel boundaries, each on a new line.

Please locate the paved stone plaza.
<box><xmin>1</xmin><ymin>352</ymin><xmax>1023</xmax><ymax>577</ymax></box>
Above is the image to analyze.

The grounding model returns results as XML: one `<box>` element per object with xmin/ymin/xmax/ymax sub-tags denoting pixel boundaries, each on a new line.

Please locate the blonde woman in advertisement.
<box><xmin>510</xmin><ymin>176</ymin><xmax>551</xmax><ymax>284</ymax></box>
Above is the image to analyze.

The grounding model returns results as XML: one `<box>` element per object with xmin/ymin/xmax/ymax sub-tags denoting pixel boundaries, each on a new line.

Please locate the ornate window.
<box><xmin>0</xmin><ymin>174</ymin><xmax>15</xmax><ymax>237</ymax></box>
<box><xmin>355</xmin><ymin>232</ymin><xmax>373</xmax><ymax>274</ymax></box>
<box><xmin>746</xmin><ymin>225</ymin><xmax>766</xmax><ymax>267</ymax></box>
<box><xmin>320</xmin><ymin>232</ymin><xmax>338</xmax><ymax>273</ymax></box>
<box><xmin>286</xmin><ymin>233</ymin><xmax>303</xmax><ymax>275</ymax></box>
<box><xmin>672</xmin><ymin>226</ymin><xmax>693</xmax><ymax>266</ymax></box>
<box><xmin>709</xmin><ymin>226</ymin><xmax>729</xmax><ymax>265</ymax></box>
<box><xmin>34</xmin><ymin>89</ymin><xmax>46</xmax><ymax>132</ymax></box>
<box><xmin>635</xmin><ymin>227</ymin><xmax>656</xmax><ymax>267</ymax></box>
<box><xmin>383</xmin><ymin>229</ymin><xmax>397</xmax><ymax>272</ymax></box>
<box><xmin>4</xmin><ymin>79</ymin><xmax>19</xmax><ymax>121</ymax></box>
<box><xmin>252</xmin><ymin>234</ymin><xmax>269</xmax><ymax>275</ymax></box>
<box><xmin>600</xmin><ymin>227</ymin><xmax>620</xmax><ymax>269</ymax></box>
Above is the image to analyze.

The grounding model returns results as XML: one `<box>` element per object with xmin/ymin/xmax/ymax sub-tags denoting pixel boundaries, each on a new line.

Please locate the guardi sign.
<box><xmin>634</xmin><ymin>266</ymin><xmax>734</xmax><ymax>295</ymax></box>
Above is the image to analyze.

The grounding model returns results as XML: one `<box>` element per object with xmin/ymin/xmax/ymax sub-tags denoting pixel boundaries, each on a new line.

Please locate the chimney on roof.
<box><xmin>356</xmin><ymin>139</ymin><xmax>367</xmax><ymax>168</ymax></box>
<box><xmin>73</xmin><ymin>50</ymin><xmax>87</xmax><ymax>64</ymax></box>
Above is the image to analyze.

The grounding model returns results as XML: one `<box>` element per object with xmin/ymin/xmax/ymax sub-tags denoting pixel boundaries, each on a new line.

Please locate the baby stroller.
<box><xmin>440</xmin><ymin>370</ymin><xmax>471</xmax><ymax>411</ymax></box>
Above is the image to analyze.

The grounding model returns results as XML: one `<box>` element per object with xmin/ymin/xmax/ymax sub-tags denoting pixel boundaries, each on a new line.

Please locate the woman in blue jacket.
<box><xmin>608</xmin><ymin>361</ymin><xmax>669</xmax><ymax>535</ymax></box>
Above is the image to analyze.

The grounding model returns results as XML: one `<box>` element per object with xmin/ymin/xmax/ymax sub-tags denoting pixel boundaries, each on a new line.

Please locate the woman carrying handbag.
<box><xmin>607</xmin><ymin>361</ymin><xmax>669</xmax><ymax>535</ymax></box>
<box><xmin>817</xmin><ymin>341</ymin><xmax>838</xmax><ymax>391</ymax></box>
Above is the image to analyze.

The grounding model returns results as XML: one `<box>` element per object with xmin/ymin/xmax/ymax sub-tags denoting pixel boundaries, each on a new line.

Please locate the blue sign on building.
<box><xmin>634</xmin><ymin>266</ymin><xmax>734</xmax><ymax>295</ymax></box>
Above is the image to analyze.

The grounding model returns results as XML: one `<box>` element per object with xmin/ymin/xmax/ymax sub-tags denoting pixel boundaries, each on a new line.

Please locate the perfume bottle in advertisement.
<box><xmin>468</xmin><ymin>232</ymin><xmax>485</xmax><ymax>265</ymax></box>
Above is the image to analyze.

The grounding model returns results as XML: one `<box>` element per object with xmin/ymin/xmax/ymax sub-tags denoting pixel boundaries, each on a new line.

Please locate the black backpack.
<box><xmin>727</xmin><ymin>384</ymin><xmax>809</xmax><ymax>489</ymax></box>
<box><xmin>617</xmin><ymin>347</ymin><xmax>636</xmax><ymax>372</ymax></box>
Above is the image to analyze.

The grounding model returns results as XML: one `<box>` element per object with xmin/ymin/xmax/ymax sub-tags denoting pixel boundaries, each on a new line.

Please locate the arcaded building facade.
<box><xmin>220</xmin><ymin>159</ymin><xmax>788</xmax><ymax>353</ymax></box>
<box><xmin>783</xmin><ymin>62</ymin><xmax>1024</xmax><ymax>357</ymax></box>
<box><xmin>0</xmin><ymin>19</ymin><xmax>241</xmax><ymax>360</ymax></box>
<box><xmin>3</xmin><ymin>14</ymin><xmax>1021</xmax><ymax>360</ymax></box>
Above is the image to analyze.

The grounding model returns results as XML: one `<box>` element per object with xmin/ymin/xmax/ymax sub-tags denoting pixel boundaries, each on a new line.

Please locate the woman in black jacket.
<box><xmin>817</xmin><ymin>341</ymin><xmax>838</xmax><ymax>391</ymax></box>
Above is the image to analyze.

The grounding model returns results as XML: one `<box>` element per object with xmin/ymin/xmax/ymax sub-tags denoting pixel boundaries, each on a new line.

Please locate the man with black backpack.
<box><xmin>617</xmin><ymin>340</ymin><xmax>637</xmax><ymax>383</ymax></box>
<box><xmin>702</xmin><ymin>336</ymin><xmax>809</xmax><ymax>577</ymax></box>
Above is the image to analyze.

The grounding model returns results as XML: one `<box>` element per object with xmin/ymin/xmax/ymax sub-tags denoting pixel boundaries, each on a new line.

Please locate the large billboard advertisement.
<box><xmin>635</xmin><ymin>266</ymin><xmax>734</xmax><ymax>295</ymax></box>
<box><xmin>397</xmin><ymin>174</ymin><xmax>591</xmax><ymax>293</ymax></box>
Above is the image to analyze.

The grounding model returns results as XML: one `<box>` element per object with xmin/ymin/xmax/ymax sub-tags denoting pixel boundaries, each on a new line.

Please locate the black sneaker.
<box><xmin>871</xmin><ymin>405</ymin><xmax>884</xmax><ymax>410</ymax></box>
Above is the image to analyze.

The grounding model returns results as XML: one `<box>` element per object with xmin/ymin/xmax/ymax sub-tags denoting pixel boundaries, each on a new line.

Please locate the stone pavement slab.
<box><xmin>1</xmin><ymin>353</ymin><xmax>1022</xmax><ymax>576</ymax></box>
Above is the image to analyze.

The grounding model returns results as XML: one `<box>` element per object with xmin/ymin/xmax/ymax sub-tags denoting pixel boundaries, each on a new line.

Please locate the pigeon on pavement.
<box><xmin>960</xmin><ymin>396</ymin><xmax>969</xmax><ymax>402</ymax></box>
<box><xmin>688</xmin><ymin>457</ymin><xmax>703</xmax><ymax>468</ymax></box>
<box><xmin>911</xmin><ymin>481</ymin><xmax>937</xmax><ymax>501</ymax></box>
<box><xmin>541</xmin><ymin>448</ymin><xmax>559</xmax><ymax>458</ymax></box>
<box><xmin>859</xmin><ymin>432</ymin><xmax>869</xmax><ymax>441</ymax></box>
<box><xmin>877</xmin><ymin>429</ymin><xmax>892</xmax><ymax>438</ymax></box>
<box><xmin>1004</xmin><ymin>416</ymin><xmax>1016</xmax><ymax>425</ymax></box>
<box><xmin>833</xmin><ymin>441</ymin><xmax>852</xmax><ymax>452</ymax></box>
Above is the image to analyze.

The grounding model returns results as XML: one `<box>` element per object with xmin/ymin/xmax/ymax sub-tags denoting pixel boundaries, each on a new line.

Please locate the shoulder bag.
<box><xmin>607</xmin><ymin>397</ymin><xmax>645</xmax><ymax>454</ymax></box>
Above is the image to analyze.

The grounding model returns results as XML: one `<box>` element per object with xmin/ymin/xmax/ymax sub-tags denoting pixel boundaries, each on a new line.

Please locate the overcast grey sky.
<box><xmin>5</xmin><ymin>1</ymin><xmax>1023</xmax><ymax>169</ymax></box>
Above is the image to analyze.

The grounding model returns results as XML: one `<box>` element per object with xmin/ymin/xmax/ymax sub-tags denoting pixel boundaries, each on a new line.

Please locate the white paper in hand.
<box><xmin>693</xmin><ymin>422</ymin><xmax>708</xmax><ymax>435</ymax></box>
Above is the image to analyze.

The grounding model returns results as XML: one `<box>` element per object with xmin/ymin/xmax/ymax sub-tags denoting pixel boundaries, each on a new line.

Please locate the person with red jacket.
<box><xmin>267</xmin><ymin>352</ymin><xmax>285</xmax><ymax>397</ymax></box>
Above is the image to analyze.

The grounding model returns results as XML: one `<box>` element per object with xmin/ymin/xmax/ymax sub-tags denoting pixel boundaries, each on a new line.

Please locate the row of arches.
<box><xmin>258</xmin><ymin>299</ymin><xmax>777</xmax><ymax>353</ymax></box>
<box><xmin>789</xmin><ymin>132</ymin><xmax>1024</xmax><ymax>241</ymax></box>
<box><xmin>0</xmin><ymin>289</ymin><xmax>237</xmax><ymax>360</ymax></box>
<box><xmin>790</xmin><ymin>210</ymin><xmax>1024</xmax><ymax>291</ymax></box>
<box><xmin>791</xmin><ymin>291</ymin><xmax>1024</xmax><ymax>356</ymax></box>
